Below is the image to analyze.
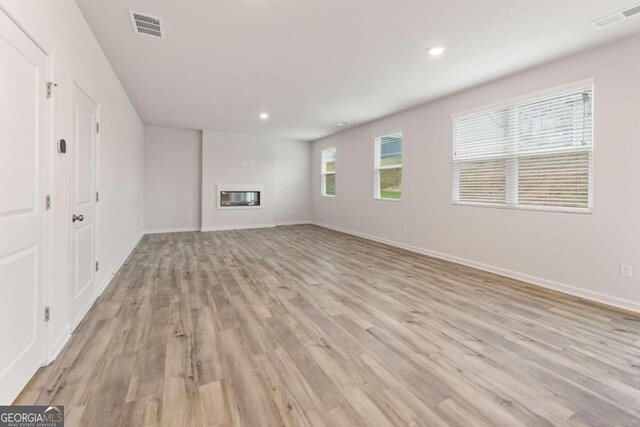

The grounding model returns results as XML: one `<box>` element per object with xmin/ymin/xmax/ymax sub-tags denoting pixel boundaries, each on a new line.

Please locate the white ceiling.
<box><xmin>75</xmin><ymin>0</ymin><xmax>640</xmax><ymax>141</ymax></box>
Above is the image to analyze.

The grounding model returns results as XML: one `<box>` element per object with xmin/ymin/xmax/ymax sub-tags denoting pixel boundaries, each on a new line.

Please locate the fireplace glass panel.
<box><xmin>220</xmin><ymin>191</ymin><xmax>261</xmax><ymax>207</ymax></box>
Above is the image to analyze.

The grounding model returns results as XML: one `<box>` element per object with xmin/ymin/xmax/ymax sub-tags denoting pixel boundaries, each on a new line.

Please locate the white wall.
<box><xmin>144</xmin><ymin>126</ymin><xmax>201</xmax><ymax>233</ymax></box>
<box><xmin>201</xmin><ymin>130</ymin><xmax>311</xmax><ymax>231</ymax></box>
<box><xmin>0</xmin><ymin>0</ymin><xmax>145</xmax><ymax>359</ymax></box>
<box><xmin>312</xmin><ymin>34</ymin><xmax>640</xmax><ymax>312</ymax></box>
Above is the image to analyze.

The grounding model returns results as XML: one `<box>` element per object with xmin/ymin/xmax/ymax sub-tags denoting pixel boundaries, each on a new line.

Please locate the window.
<box><xmin>321</xmin><ymin>147</ymin><xmax>336</xmax><ymax>196</ymax></box>
<box><xmin>375</xmin><ymin>132</ymin><xmax>403</xmax><ymax>200</ymax></box>
<box><xmin>452</xmin><ymin>81</ymin><xmax>593</xmax><ymax>212</ymax></box>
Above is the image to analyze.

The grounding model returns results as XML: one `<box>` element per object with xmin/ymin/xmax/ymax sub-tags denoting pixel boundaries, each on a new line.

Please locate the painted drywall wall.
<box><xmin>274</xmin><ymin>139</ymin><xmax>314</xmax><ymax>225</ymax></box>
<box><xmin>144</xmin><ymin>126</ymin><xmax>202</xmax><ymax>233</ymax></box>
<box><xmin>0</xmin><ymin>0</ymin><xmax>144</xmax><ymax>361</ymax></box>
<box><xmin>201</xmin><ymin>130</ymin><xmax>311</xmax><ymax>231</ymax></box>
<box><xmin>312</xmin><ymin>34</ymin><xmax>640</xmax><ymax>312</ymax></box>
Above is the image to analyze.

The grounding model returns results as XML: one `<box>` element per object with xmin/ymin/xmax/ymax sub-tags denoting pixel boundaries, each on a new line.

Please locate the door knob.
<box><xmin>72</xmin><ymin>214</ymin><xmax>84</xmax><ymax>222</ymax></box>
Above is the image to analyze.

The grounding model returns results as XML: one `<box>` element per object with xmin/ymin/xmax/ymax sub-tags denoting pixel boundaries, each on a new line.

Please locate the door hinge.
<box><xmin>44</xmin><ymin>307</ymin><xmax>50</xmax><ymax>322</ymax></box>
<box><xmin>96</xmin><ymin>261</ymin><xmax>99</xmax><ymax>272</ymax></box>
<box><xmin>96</xmin><ymin>122</ymin><xmax>100</xmax><ymax>134</ymax></box>
<box><xmin>45</xmin><ymin>195</ymin><xmax>51</xmax><ymax>210</ymax></box>
<box><xmin>96</xmin><ymin>191</ymin><xmax>99</xmax><ymax>203</ymax></box>
<box><xmin>46</xmin><ymin>82</ymin><xmax>57</xmax><ymax>99</ymax></box>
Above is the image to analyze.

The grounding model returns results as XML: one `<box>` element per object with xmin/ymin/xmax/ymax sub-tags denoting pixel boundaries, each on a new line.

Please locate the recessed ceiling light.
<box><xmin>337</xmin><ymin>121</ymin><xmax>350</xmax><ymax>126</ymax></box>
<box><xmin>427</xmin><ymin>46</ymin><xmax>446</xmax><ymax>56</ymax></box>
<box><xmin>259</xmin><ymin>112</ymin><xmax>269</xmax><ymax>120</ymax></box>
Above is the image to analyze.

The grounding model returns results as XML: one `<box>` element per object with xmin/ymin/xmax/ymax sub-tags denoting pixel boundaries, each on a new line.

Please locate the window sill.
<box><xmin>375</xmin><ymin>197</ymin><xmax>402</xmax><ymax>202</ymax></box>
<box><xmin>452</xmin><ymin>201</ymin><xmax>592</xmax><ymax>214</ymax></box>
<box><xmin>321</xmin><ymin>195</ymin><xmax>336</xmax><ymax>198</ymax></box>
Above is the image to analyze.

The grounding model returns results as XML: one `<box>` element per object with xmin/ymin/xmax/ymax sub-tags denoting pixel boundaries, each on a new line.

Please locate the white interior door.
<box><xmin>68</xmin><ymin>84</ymin><xmax>97</xmax><ymax>328</ymax></box>
<box><xmin>0</xmin><ymin>10</ymin><xmax>48</xmax><ymax>404</ymax></box>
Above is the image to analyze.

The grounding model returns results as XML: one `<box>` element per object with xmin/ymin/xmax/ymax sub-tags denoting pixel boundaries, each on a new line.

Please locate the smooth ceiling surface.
<box><xmin>75</xmin><ymin>0</ymin><xmax>640</xmax><ymax>140</ymax></box>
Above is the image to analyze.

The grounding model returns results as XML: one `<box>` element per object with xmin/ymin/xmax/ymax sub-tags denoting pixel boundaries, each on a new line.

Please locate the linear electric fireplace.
<box><xmin>220</xmin><ymin>190</ymin><xmax>260</xmax><ymax>207</ymax></box>
<box><xmin>217</xmin><ymin>185</ymin><xmax>263</xmax><ymax>209</ymax></box>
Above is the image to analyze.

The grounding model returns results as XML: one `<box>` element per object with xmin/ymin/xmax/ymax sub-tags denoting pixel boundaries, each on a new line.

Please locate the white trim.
<box><xmin>144</xmin><ymin>227</ymin><xmax>200</xmax><ymax>234</ymax></box>
<box><xmin>50</xmin><ymin>231</ymin><xmax>143</xmax><ymax>360</ymax></box>
<box><xmin>451</xmin><ymin>82</ymin><xmax>594</xmax><ymax>213</ymax></box>
<box><xmin>69</xmin><ymin>300</ymin><xmax>92</xmax><ymax>334</ymax></box>
<box><xmin>44</xmin><ymin>54</ymin><xmax>55</xmax><ymax>365</ymax></box>
<box><xmin>451</xmin><ymin>78</ymin><xmax>595</xmax><ymax>119</ymax></box>
<box><xmin>374</xmin><ymin>129</ymin><xmax>403</xmax><ymax>141</ymax></box>
<box><xmin>0</xmin><ymin>1</ymin><xmax>51</xmax><ymax>54</ymax></box>
<box><xmin>46</xmin><ymin>329</ymin><xmax>70</xmax><ymax>364</ymax></box>
<box><xmin>311</xmin><ymin>221</ymin><xmax>640</xmax><ymax>314</ymax></box>
<box><xmin>148</xmin><ymin>222</ymin><xmax>312</xmax><ymax>233</ymax></box>
<box><xmin>96</xmin><ymin>232</ymin><xmax>143</xmax><ymax>295</ymax></box>
<box><xmin>374</xmin><ymin>131</ymin><xmax>403</xmax><ymax>200</ymax></box>
<box><xmin>275</xmin><ymin>220</ymin><xmax>312</xmax><ymax>226</ymax></box>
<box><xmin>452</xmin><ymin>201</ymin><xmax>592</xmax><ymax>215</ymax></box>
<box><xmin>201</xmin><ymin>224</ymin><xmax>276</xmax><ymax>232</ymax></box>
<box><xmin>374</xmin><ymin>197</ymin><xmax>402</xmax><ymax>202</ymax></box>
<box><xmin>377</xmin><ymin>164</ymin><xmax>403</xmax><ymax>171</ymax></box>
<box><xmin>321</xmin><ymin>146</ymin><xmax>337</xmax><ymax>197</ymax></box>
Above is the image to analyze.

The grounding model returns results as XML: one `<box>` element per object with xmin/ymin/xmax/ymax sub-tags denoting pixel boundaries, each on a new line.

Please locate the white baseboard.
<box><xmin>276</xmin><ymin>220</ymin><xmax>312</xmax><ymax>226</ymax></box>
<box><xmin>96</xmin><ymin>232</ymin><xmax>144</xmax><ymax>295</ymax></box>
<box><xmin>201</xmin><ymin>224</ymin><xmax>276</xmax><ymax>232</ymax></box>
<box><xmin>68</xmin><ymin>300</ymin><xmax>92</xmax><ymax>336</ymax></box>
<box><xmin>200</xmin><ymin>221</ymin><xmax>311</xmax><ymax>231</ymax></box>
<box><xmin>312</xmin><ymin>221</ymin><xmax>640</xmax><ymax>313</ymax></box>
<box><xmin>145</xmin><ymin>222</ymin><xmax>313</xmax><ymax>234</ymax></box>
<box><xmin>144</xmin><ymin>227</ymin><xmax>200</xmax><ymax>234</ymax></box>
<box><xmin>47</xmin><ymin>329</ymin><xmax>71</xmax><ymax>364</ymax></box>
<box><xmin>51</xmin><ymin>231</ymin><xmax>144</xmax><ymax>364</ymax></box>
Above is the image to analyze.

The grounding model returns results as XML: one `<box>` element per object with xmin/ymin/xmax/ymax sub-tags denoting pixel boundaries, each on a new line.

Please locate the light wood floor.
<box><xmin>16</xmin><ymin>225</ymin><xmax>640</xmax><ymax>426</ymax></box>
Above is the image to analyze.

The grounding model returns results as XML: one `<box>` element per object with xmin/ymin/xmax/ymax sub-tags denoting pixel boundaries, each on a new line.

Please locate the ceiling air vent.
<box><xmin>129</xmin><ymin>11</ymin><xmax>163</xmax><ymax>38</ymax></box>
<box><xmin>622</xmin><ymin>4</ymin><xmax>640</xmax><ymax>17</ymax></box>
<box><xmin>591</xmin><ymin>3</ymin><xmax>640</xmax><ymax>29</ymax></box>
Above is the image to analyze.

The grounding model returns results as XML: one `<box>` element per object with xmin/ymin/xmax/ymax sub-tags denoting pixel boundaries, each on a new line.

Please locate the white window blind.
<box><xmin>321</xmin><ymin>147</ymin><xmax>336</xmax><ymax>196</ymax></box>
<box><xmin>452</xmin><ymin>82</ymin><xmax>593</xmax><ymax>212</ymax></box>
<box><xmin>375</xmin><ymin>132</ymin><xmax>403</xmax><ymax>200</ymax></box>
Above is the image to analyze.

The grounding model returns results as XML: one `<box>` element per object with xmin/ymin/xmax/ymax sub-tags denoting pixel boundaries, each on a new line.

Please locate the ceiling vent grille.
<box><xmin>591</xmin><ymin>3</ymin><xmax>640</xmax><ymax>28</ymax></box>
<box><xmin>622</xmin><ymin>4</ymin><xmax>640</xmax><ymax>16</ymax></box>
<box><xmin>129</xmin><ymin>11</ymin><xmax>163</xmax><ymax>38</ymax></box>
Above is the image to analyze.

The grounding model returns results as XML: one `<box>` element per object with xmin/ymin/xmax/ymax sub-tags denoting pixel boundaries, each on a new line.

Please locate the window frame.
<box><xmin>321</xmin><ymin>146</ymin><xmax>336</xmax><ymax>198</ymax></box>
<box><xmin>374</xmin><ymin>131</ymin><xmax>403</xmax><ymax>202</ymax></box>
<box><xmin>451</xmin><ymin>79</ymin><xmax>594</xmax><ymax>214</ymax></box>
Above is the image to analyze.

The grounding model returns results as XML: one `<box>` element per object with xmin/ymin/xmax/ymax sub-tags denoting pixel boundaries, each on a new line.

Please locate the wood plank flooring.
<box><xmin>16</xmin><ymin>225</ymin><xmax>640</xmax><ymax>426</ymax></box>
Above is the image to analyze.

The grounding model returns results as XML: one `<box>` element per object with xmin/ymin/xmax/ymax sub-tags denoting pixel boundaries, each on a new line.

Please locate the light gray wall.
<box><xmin>274</xmin><ymin>138</ymin><xmax>314</xmax><ymax>225</ymax></box>
<box><xmin>311</xmin><ymin>34</ymin><xmax>640</xmax><ymax>312</ymax></box>
<box><xmin>201</xmin><ymin>130</ymin><xmax>311</xmax><ymax>230</ymax></box>
<box><xmin>1</xmin><ymin>0</ymin><xmax>145</xmax><ymax>360</ymax></box>
<box><xmin>144</xmin><ymin>126</ymin><xmax>202</xmax><ymax>232</ymax></box>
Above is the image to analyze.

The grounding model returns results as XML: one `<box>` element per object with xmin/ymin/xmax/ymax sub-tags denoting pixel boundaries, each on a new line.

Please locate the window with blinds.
<box><xmin>375</xmin><ymin>132</ymin><xmax>403</xmax><ymax>200</ymax></box>
<box><xmin>321</xmin><ymin>147</ymin><xmax>336</xmax><ymax>196</ymax></box>
<box><xmin>452</xmin><ymin>81</ymin><xmax>593</xmax><ymax>212</ymax></box>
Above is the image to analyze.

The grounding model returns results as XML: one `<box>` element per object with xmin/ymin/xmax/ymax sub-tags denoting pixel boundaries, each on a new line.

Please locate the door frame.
<box><xmin>0</xmin><ymin>1</ymin><xmax>53</xmax><ymax>368</ymax></box>
<box><xmin>66</xmin><ymin>77</ymin><xmax>100</xmax><ymax>332</ymax></box>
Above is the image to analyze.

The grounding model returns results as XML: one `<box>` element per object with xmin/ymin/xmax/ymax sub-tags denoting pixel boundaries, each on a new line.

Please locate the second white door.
<box><xmin>69</xmin><ymin>84</ymin><xmax>98</xmax><ymax>328</ymax></box>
